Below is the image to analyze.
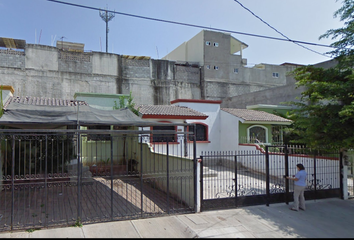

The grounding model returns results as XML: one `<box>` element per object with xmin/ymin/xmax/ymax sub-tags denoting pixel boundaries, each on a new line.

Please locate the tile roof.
<box><xmin>136</xmin><ymin>105</ymin><xmax>208</xmax><ymax>118</ymax></box>
<box><xmin>4</xmin><ymin>96</ymin><xmax>88</xmax><ymax>109</ymax></box>
<box><xmin>221</xmin><ymin>108</ymin><xmax>292</xmax><ymax>123</ymax></box>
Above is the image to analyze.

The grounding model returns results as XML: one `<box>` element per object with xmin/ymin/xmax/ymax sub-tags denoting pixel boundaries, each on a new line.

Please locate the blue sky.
<box><xmin>0</xmin><ymin>0</ymin><xmax>344</xmax><ymax>66</ymax></box>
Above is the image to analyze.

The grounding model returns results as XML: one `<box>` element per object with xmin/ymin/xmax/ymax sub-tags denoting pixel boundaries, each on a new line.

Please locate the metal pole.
<box><xmin>140</xmin><ymin>134</ymin><xmax>143</xmax><ymax>217</ymax></box>
<box><xmin>234</xmin><ymin>154</ymin><xmax>238</xmax><ymax>207</ymax></box>
<box><xmin>340</xmin><ymin>151</ymin><xmax>344</xmax><ymax>199</ymax></box>
<box><xmin>106</xmin><ymin>13</ymin><xmax>108</xmax><ymax>53</ymax></box>
<box><xmin>284</xmin><ymin>145</ymin><xmax>289</xmax><ymax>205</ymax></box>
<box><xmin>110</xmin><ymin>135</ymin><xmax>113</xmax><ymax>220</ymax></box>
<box><xmin>265</xmin><ymin>146</ymin><xmax>270</xmax><ymax>206</ymax></box>
<box><xmin>166</xmin><ymin>141</ymin><xmax>170</xmax><ymax>214</ymax></box>
<box><xmin>193</xmin><ymin>124</ymin><xmax>197</xmax><ymax>212</ymax></box>
<box><xmin>11</xmin><ymin>136</ymin><xmax>15</xmax><ymax>231</ymax></box>
<box><xmin>45</xmin><ymin>135</ymin><xmax>48</xmax><ymax>227</ymax></box>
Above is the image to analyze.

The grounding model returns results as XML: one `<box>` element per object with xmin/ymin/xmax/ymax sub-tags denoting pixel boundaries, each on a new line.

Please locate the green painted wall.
<box><xmin>239</xmin><ymin>123</ymin><xmax>273</xmax><ymax>144</ymax></box>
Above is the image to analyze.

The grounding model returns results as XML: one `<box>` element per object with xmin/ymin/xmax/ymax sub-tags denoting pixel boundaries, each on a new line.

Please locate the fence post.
<box><xmin>340</xmin><ymin>151</ymin><xmax>344</xmax><ymax>199</ymax></box>
<box><xmin>110</xmin><ymin>136</ymin><xmax>113</xmax><ymax>221</ymax></box>
<box><xmin>140</xmin><ymin>134</ymin><xmax>143</xmax><ymax>217</ymax></box>
<box><xmin>11</xmin><ymin>135</ymin><xmax>15</xmax><ymax>231</ymax></box>
<box><xmin>166</xmin><ymin>140</ymin><xmax>170</xmax><ymax>214</ymax></box>
<box><xmin>77</xmin><ymin>131</ymin><xmax>81</xmax><ymax>223</ymax></box>
<box><xmin>234</xmin><ymin>154</ymin><xmax>238</xmax><ymax>207</ymax></box>
<box><xmin>200</xmin><ymin>155</ymin><xmax>203</xmax><ymax>212</ymax></box>
<box><xmin>266</xmin><ymin>146</ymin><xmax>270</xmax><ymax>206</ymax></box>
<box><xmin>193</xmin><ymin>125</ymin><xmax>197</xmax><ymax>213</ymax></box>
<box><xmin>45</xmin><ymin>135</ymin><xmax>48</xmax><ymax>227</ymax></box>
<box><xmin>284</xmin><ymin>145</ymin><xmax>289</xmax><ymax>205</ymax></box>
<box><xmin>313</xmin><ymin>151</ymin><xmax>317</xmax><ymax>201</ymax></box>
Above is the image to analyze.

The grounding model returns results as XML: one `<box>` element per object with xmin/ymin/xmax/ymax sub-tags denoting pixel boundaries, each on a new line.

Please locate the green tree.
<box><xmin>288</xmin><ymin>0</ymin><xmax>354</xmax><ymax>150</ymax></box>
<box><xmin>113</xmin><ymin>91</ymin><xmax>139</xmax><ymax>116</ymax></box>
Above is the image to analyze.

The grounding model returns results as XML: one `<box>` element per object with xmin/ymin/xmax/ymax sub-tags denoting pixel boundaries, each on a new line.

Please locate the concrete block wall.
<box><xmin>0</xmin><ymin>49</ymin><xmax>25</xmax><ymax>69</ymax></box>
<box><xmin>0</xmin><ymin>42</ymin><xmax>304</xmax><ymax>107</ymax></box>
<box><xmin>58</xmin><ymin>51</ymin><xmax>92</xmax><ymax>74</ymax></box>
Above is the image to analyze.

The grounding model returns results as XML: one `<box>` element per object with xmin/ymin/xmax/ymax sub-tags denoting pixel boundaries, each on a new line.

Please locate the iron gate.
<box><xmin>200</xmin><ymin>146</ymin><xmax>342</xmax><ymax>211</ymax></box>
<box><xmin>0</xmin><ymin>127</ymin><xmax>197</xmax><ymax>232</ymax></box>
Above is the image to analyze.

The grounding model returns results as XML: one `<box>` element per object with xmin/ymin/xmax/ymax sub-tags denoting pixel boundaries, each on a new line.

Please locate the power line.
<box><xmin>47</xmin><ymin>0</ymin><xmax>338</xmax><ymax>50</ymax></box>
<box><xmin>233</xmin><ymin>0</ymin><xmax>331</xmax><ymax>58</ymax></box>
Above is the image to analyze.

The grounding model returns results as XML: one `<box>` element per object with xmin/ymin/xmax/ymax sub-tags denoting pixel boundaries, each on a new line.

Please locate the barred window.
<box><xmin>152</xmin><ymin>125</ymin><xmax>176</xmax><ymax>142</ymax></box>
<box><xmin>189</xmin><ymin>124</ymin><xmax>208</xmax><ymax>141</ymax></box>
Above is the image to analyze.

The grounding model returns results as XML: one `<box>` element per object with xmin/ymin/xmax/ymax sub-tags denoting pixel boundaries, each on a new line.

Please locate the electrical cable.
<box><xmin>46</xmin><ymin>0</ymin><xmax>338</xmax><ymax>50</ymax></box>
<box><xmin>233</xmin><ymin>0</ymin><xmax>331</xmax><ymax>58</ymax></box>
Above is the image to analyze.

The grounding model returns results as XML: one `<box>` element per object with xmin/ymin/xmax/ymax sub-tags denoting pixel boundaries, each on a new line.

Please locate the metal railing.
<box><xmin>0</xmin><ymin>128</ymin><xmax>197</xmax><ymax>232</ymax></box>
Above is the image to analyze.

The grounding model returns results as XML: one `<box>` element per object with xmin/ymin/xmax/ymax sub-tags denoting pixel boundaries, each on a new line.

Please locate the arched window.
<box><xmin>247</xmin><ymin>125</ymin><xmax>267</xmax><ymax>144</ymax></box>
<box><xmin>189</xmin><ymin>123</ymin><xmax>208</xmax><ymax>141</ymax></box>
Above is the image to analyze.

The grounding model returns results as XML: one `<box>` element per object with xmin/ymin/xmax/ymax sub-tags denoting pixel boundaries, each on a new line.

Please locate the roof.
<box><xmin>0</xmin><ymin>37</ymin><xmax>26</xmax><ymax>49</ymax></box>
<box><xmin>0</xmin><ymin>96</ymin><xmax>161</xmax><ymax>128</ymax></box>
<box><xmin>221</xmin><ymin>108</ymin><xmax>292</xmax><ymax>124</ymax></box>
<box><xmin>4</xmin><ymin>96</ymin><xmax>88</xmax><ymax>109</ymax></box>
<box><xmin>136</xmin><ymin>105</ymin><xmax>208</xmax><ymax>120</ymax></box>
<box><xmin>170</xmin><ymin>99</ymin><xmax>222</xmax><ymax>105</ymax></box>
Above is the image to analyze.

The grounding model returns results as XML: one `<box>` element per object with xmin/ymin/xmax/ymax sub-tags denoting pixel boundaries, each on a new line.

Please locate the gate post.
<box><xmin>284</xmin><ymin>146</ymin><xmax>289</xmax><ymax>205</ymax></box>
<box><xmin>110</xmin><ymin>136</ymin><xmax>114</xmax><ymax>220</ymax></box>
<box><xmin>340</xmin><ymin>151</ymin><xmax>345</xmax><ymax>200</ymax></box>
<box><xmin>11</xmin><ymin>135</ymin><xmax>15</xmax><ymax>231</ymax></box>
<box><xmin>234</xmin><ymin>154</ymin><xmax>238</xmax><ymax>208</ymax></box>
<box><xmin>265</xmin><ymin>146</ymin><xmax>270</xmax><ymax>206</ymax></box>
<box><xmin>166</xmin><ymin>141</ymin><xmax>170</xmax><ymax>214</ymax></box>
<box><xmin>199</xmin><ymin>155</ymin><xmax>203</xmax><ymax>212</ymax></box>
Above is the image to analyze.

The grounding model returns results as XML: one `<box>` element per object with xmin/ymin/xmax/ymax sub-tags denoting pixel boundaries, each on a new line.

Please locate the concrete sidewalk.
<box><xmin>1</xmin><ymin>198</ymin><xmax>354</xmax><ymax>238</ymax></box>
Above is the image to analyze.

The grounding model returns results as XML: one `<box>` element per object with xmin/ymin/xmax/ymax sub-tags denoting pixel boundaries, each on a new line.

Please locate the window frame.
<box><xmin>272</xmin><ymin>72</ymin><xmax>279</xmax><ymax>78</ymax></box>
<box><xmin>187</xmin><ymin>122</ymin><xmax>209</xmax><ymax>143</ymax></box>
<box><xmin>206</xmin><ymin>41</ymin><xmax>211</xmax><ymax>46</ymax></box>
<box><xmin>247</xmin><ymin>125</ymin><xmax>268</xmax><ymax>144</ymax></box>
<box><xmin>150</xmin><ymin>121</ymin><xmax>178</xmax><ymax>144</ymax></box>
<box><xmin>213</xmin><ymin>42</ymin><xmax>219</xmax><ymax>47</ymax></box>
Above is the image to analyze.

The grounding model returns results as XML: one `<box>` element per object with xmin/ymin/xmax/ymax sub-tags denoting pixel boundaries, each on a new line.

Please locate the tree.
<box><xmin>288</xmin><ymin>0</ymin><xmax>354</xmax><ymax>150</ymax></box>
<box><xmin>112</xmin><ymin>91</ymin><xmax>140</xmax><ymax>167</ymax></box>
<box><xmin>113</xmin><ymin>91</ymin><xmax>139</xmax><ymax>116</ymax></box>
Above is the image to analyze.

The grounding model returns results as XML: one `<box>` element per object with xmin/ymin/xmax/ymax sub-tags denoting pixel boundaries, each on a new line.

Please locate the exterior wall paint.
<box><xmin>220</xmin><ymin>110</ymin><xmax>239</xmax><ymax>151</ymax></box>
<box><xmin>74</xmin><ymin>92</ymin><xmax>129</xmax><ymax>110</ymax></box>
<box><xmin>239</xmin><ymin>123</ymin><xmax>273</xmax><ymax>144</ymax></box>
<box><xmin>171</xmin><ymin>101</ymin><xmax>222</xmax><ymax>156</ymax></box>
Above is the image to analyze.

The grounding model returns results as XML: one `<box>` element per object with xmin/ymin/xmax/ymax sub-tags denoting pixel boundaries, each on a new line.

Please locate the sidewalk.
<box><xmin>1</xmin><ymin>198</ymin><xmax>354</xmax><ymax>238</ymax></box>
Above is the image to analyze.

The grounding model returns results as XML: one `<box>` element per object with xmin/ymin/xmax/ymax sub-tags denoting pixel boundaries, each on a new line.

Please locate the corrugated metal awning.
<box><xmin>0</xmin><ymin>37</ymin><xmax>26</xmax><ymax>49</ymax></box>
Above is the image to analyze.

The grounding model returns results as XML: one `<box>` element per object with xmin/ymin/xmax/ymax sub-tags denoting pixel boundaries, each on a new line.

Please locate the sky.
<box><xmin>0</xmin><ymin>0</ymin><xmax>345</xmax><ymax>66</ymax></box>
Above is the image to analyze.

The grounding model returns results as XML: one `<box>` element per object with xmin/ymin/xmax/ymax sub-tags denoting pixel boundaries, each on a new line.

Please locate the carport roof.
<box><xmin>0</xmin><ymin>96</ymin><xmax>176</xmax><ymax>128</ymax></box>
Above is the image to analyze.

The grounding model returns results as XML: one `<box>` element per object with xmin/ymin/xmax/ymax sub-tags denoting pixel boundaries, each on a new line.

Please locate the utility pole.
<box><xmin>99</xmin><ymin>7</ymin><xmax>115</xmax><ymax>53</ymax></box>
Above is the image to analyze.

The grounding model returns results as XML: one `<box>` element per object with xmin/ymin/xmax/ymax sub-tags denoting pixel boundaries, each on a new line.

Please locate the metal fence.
<box><xmin>200</xmin><ymin>145</ymin><xmax>342</xmax><ymax>211</ymax></box>
<box><xmin>0</xmin><ymin>128</ymin><xmax>197</xmax><ymax>232</ymax></box>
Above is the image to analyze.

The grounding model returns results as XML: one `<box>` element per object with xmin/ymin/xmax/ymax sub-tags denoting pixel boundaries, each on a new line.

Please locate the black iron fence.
<box><xmin>0</xmin><ymin>128</ymin><xmax>197</xmax><ymax>232</ymax></box>
<box><xmin>200</xmin><ymin>145</ymin><xmax>342</xmax><ymax>211</ymax></box>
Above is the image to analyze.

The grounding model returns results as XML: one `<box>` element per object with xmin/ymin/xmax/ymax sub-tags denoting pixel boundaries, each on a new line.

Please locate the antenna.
<box><xmin>38</xmin><ymin>29</ymin><xmax>42</xmax><ymax>44</ymax></box>
<box><xmin>156</xmin><ymin>46</ymin><xmax>159</xmax><ymax>59</ymax></box>
<box><xmin>99</xmin><ymin>6</ymin><xmax>115</xmax><ymax>53</ymax></box>
<box><xmin>59</xmin><ymin>36</ymin><xmax>67</xmax><ymax>50</ymax></box>
<box><xmin>100</xmin><ymin>37</ymin><xmax>102</xmax><ymax>52</ymax></box>
<box><xmin>51</xmin><ymin>35</ymin><xmax>57</xmax><ymax>46</ymax></box>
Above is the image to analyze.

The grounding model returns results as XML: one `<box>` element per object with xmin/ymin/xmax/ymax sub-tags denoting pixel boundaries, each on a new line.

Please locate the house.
<box><xmin>136</xmin><ymin>99</ymin><xmax>292</xmax><ymax>158</ymax></box>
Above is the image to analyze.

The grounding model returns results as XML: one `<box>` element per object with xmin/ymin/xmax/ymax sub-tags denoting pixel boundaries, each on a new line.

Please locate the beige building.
<box><xmin>163</xmin><ymin>30</ymin><xmax>298</xmax><ymax>100</ymax></box>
